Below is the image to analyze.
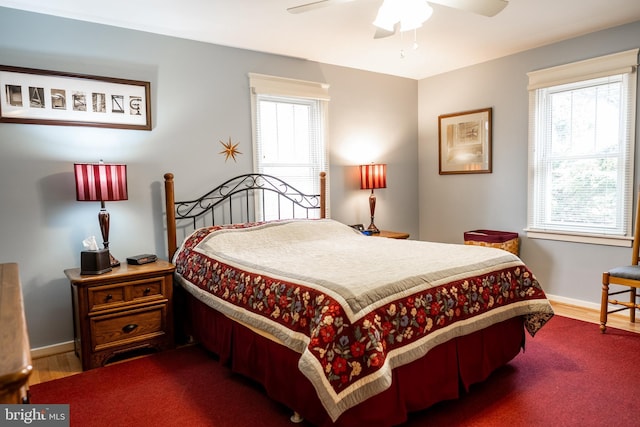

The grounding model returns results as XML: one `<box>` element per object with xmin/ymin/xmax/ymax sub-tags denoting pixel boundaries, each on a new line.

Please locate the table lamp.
<box><xmin>74</xmin><ymin>162</ymin><xmax>128</xmax><ymax>267</ymax></box>
<box><xmin>359</xmin><ymin>163</ymin><xmax>386</xmax><ymax>234</ymax></box>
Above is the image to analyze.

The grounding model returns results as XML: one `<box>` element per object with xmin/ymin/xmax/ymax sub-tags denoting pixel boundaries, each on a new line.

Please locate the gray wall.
<box><xmin>0</xmin><ymin>7</ymin><xmax>418</xmax><ymax>349</ymax></box>
<box><xmin>418</xmin><ymin>21</ymin><xmax>640</xmax><ymax>306</ymax></box>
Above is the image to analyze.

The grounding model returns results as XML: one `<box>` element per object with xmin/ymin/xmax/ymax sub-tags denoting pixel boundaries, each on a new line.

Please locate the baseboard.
<box><xmin>21</xmin><ymin>295</ymin><xmax>614</xmax><ymax>360</ymax></box>
<box><xmin>31</xmin><ymin>341</ymin><xmax>75</xmax><ymax>359</ymax></box>
<box><xmin>545</xmin><ymin>293</ymin><xmax>600</xmax><ymax>312</ymax></box>
<box><xmin>548</xmin><ymin>291</ymin><xmax>640</xmax><ymax>325</ymax></box>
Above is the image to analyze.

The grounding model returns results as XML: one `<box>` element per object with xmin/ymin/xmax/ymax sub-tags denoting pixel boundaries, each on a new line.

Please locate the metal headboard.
<box><xmin>164</xmin><ymin>172</ymin><xmax>326</xmax><ymax>259</ymax></box>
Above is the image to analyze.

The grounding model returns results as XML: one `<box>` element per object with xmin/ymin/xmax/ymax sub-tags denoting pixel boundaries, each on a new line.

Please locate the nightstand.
<box><xmin>375</xmin><ymin>230</ymin><xmax>410</xmax><ymax>239</ymax></box>
<box><xmin>65</xmin><ymin>260</ymin><xmax>175</xmax><ymax>371</ymax></box>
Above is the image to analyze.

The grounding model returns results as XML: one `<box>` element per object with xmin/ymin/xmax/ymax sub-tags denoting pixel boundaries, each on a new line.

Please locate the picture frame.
<box><xmin>0</xmin><ymin>65</ymin><xmax>151</xmax><ymax>130</ymax></box>
<box><xmin>438</xmin><ymin>107</ymin><xmax>492</xmax><ymax>174</ymax></box>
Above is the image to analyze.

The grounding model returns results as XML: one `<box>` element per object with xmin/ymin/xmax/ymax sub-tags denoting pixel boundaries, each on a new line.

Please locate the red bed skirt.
<box><xmin>180</xmin><ymin>290</ymin><xmax>525</xmax><ymax>427</ymax></box>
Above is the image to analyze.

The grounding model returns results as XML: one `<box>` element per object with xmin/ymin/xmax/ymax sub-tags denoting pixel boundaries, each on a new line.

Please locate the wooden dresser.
<box><xmin>65</xmin><ymin>260</ymin><xmax>175</xmax><ymax>371</ymax></box>
<box><xmin>0</xmin><ymin>263</ymin><xmax>32</xmax><ymax>403</ymax></box>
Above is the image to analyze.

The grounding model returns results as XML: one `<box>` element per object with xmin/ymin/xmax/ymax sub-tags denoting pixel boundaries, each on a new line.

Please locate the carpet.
<box><xmin>30</xmin><ymin>316</ymin><xmax>639</xmax><ymax>427</ymax></box>
<box><xmin>406</xmin><ymin>314</ymin><xmax>639</xmax><ymax>427</ymax></box>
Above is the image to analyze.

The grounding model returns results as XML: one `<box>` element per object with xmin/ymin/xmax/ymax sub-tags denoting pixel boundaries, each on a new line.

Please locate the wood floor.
<box><xmin>29</xmin><ymin>350</ymin><xmax>82</xmax><ymax>386</ymax></box>
<box><xmin>28</xmin><ymin>301</ymin><xmax>639</xmax><ymax>387</ymax></box>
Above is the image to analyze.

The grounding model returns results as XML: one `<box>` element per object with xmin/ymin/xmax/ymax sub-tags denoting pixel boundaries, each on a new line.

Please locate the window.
<box><xmin>527</xmin><ymin>49</ymin><xmax>638</xmax><ymax>246</ymax></box>
<box><xmin>249</xmin><ymin>73</ymin><xmax>329</xmax><ymax>220</ymax></box>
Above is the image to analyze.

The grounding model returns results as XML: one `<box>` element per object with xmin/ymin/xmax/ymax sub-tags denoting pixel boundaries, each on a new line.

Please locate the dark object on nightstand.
<box><xmin>80</xmin><ymin>249</ymin><xmax>112</xmax><ymax>275</ymax></box>
<box><xmin>126</xmin><ymin>254</ymin><xmax>158</xmax><ymax>265</ymax></box>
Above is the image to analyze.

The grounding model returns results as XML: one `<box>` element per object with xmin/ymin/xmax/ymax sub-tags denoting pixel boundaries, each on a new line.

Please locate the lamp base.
<box><xmin>109</xmin><ymin>253</ymin><xmax>120</xmax><ymax>268</ymax></box>
<box><xmin>367</xmin><ymin>190</ymin><xmax>380</xmax><ymax>234</ymax></box>
<box><xmin>367</xmin><ymin>223</ymin><xmax>380</xmax><ymax>234</ymax></box>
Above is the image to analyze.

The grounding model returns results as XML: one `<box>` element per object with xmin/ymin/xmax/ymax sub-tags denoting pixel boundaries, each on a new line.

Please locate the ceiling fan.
<box><xmin>288</xmin><ymin>0</ymin><xmax>509</xmax><ymax>38</ymax></box>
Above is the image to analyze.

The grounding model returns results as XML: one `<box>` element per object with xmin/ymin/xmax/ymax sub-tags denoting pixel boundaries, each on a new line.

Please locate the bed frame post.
<box><xmin>164</xmin><ymin>173</ymin><xmax>177</xmax><ymax>261</ymax></box>
<box><xmin>320</xmin><ymin>171</ymin><xmax>326</xmax><ymax>219</ymax></box>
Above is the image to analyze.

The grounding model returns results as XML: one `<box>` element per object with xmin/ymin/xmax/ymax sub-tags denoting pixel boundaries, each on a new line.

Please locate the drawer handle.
<box><xmin>122</xmin><ymin>324</ymin><xmax>138</xmax><ymax>333</ymax></box>
<box><xmin>144</xmin><ymin>287</ymin><xmax>151</xmax><ymax>295</ymax></box>
<box><xmin>105</xmin><ymin>294</ymin><xmax>113</xmax><ymax>301</ymax></box>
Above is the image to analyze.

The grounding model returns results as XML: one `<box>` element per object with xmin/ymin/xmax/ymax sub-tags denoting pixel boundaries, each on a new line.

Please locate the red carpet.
<box><xmin>31</xmin><ymin>316</ymin><xmax>639</xmax><ymax>427</ymax></box>
<box><xmin>407</xmin><ymin>315</ymin><xmax>639</xmax><ymax>426</ymax></box>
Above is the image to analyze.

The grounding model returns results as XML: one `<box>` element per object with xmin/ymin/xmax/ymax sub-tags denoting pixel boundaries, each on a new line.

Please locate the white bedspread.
<box><xmin>194</xmin><ymin>219</ymin><xmax>521</xmax><ymax>317</ymax></box>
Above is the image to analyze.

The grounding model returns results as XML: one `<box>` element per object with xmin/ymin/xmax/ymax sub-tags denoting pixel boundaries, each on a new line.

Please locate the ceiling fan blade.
<box><xmin>287</xmin><ymin>0</ymin><xmax>358</xmax><ymax>14</ymax></box>
<box><xmin>428</xmin><ymin>0</ymin><xmax>509</xmax><ymax>17</ymax></box>
<box><xmin>373</xmin><ymin>26</ymin><xmax>396</xmax><ymax>39</ymax></box>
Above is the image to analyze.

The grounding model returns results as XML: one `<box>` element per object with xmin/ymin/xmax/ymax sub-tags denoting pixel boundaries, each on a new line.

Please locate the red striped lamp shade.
<box><xmin>74</xmin><ymin>163</ymin><xmax>128</xmax><ymax>202</ymax></box>
<box><xmin>359</xmin><ymin>164</ymin><xmax>387</xmax><ymax>190</ymax></box>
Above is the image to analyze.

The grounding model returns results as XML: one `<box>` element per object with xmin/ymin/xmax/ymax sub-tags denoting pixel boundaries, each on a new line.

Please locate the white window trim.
<box><xmin>526</xmin><ymin>49</ymin><xmax>639</xmax><ymax>247</ymax></box>
<box><xmin>248</xmin><ymin>73</ymin><xmax>330</xmax><ymax>217</ymax></box>
<box><xmin>527</xmin><ymin>49</ymin><xmax>638</xmax><ymax>90</ymax></box>
<box><xmin>249</xmin><ymin>73</ymin><xmax>330</xmax><ymax>100</ymax></box>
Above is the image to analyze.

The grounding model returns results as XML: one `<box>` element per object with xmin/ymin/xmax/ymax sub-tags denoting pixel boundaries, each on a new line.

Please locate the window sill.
<box><xmin>525</xmin><ymin>229</ymin><xmax>632</xmax><ymax>247</ymax></box>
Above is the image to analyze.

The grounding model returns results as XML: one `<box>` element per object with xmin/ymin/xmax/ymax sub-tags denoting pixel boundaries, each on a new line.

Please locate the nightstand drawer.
<box><xmin>87</xmin><ymin>277</ymin><xmax>166</xmax><ymax>312</ymax></box>
<box><xmin>131</xmin><ymin>278</ymin><xmax>164</xmax><ymax>301</ymax></box>
<box><xmin>91</xmin><ymin>304</ymin><xmax>167</xmax><ymax>351</ymax></box>
<box><xmin>88</xmin><ymin>284</ymin><xmax>126</xmax><ymax>310</ymax></box>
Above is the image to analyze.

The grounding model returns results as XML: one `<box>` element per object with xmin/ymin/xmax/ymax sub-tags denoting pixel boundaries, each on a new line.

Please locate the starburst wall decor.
<box><xmin>219</xmin><ymin>137</ymin><xmax>242</xmax><ymax>162</ymax></box>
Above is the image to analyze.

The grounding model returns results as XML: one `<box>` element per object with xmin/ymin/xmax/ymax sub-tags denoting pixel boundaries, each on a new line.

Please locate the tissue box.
<box><xmin>81</xmin><ymin>249</ymin><xmax>112</xmax><ymax>275</ymax></box>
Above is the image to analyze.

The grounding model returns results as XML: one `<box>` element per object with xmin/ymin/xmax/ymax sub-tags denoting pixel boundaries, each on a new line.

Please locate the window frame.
<box><xmin>526</xmin><ymin>49</ymin><xmax>639</xmax><ymax>247</ymax></box>
<box><xmin>249</xmin><ymin>73</ymin><xmax>330</xmax><ymax>219</ymax></box>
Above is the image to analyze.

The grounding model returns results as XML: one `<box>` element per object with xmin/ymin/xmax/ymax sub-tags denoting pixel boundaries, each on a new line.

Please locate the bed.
<box><xmin>163</xmin><ymin>172</ymin><xmax>554</xmax><ymax>427</ymax></box>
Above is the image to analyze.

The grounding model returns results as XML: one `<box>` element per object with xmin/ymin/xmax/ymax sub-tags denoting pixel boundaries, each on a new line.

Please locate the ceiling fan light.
<box><xmin>400</xmin><ymin>0</ymin><xmax>433</xmax><ymax>31</ymax></box>
<box><xmin>416</xmin><ymin>1</ymin><xmax>434</xmax><ymax>22</ymax></box>
<box><xmin>375</xmin><ymin>0</ymin><xmax>433</xmax><ymax>33</ymax></box>
<box><xmin>373</xmin><ymin>0</ymin><xmax>399</xmax><ymax>32</ymax></box>
<box><xmin>399</xmin><ymin>19</ymin><xmax>421</xmax><ymax>32</ymax></box>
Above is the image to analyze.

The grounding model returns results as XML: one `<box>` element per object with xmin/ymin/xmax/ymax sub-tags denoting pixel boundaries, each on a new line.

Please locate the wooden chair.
<box><xmin>600</xmin><ymin>188</ymin><xmax>640</xmax><ymax>333</ymax></box>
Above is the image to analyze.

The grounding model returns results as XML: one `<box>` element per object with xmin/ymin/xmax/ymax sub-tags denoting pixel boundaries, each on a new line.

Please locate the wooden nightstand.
<box><xmin>65</xmin><ymin>260</ymin><xmax>175</xmax><ymax>371</ymax></box>
<box><xmin>374</xmin><ymin>230</ymin><xmax>410</xmax><ymax>239</ymax></box>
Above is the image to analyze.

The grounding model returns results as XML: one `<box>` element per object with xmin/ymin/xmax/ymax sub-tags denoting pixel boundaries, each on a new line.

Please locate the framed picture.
<box><xmin>0</xmin><ymin>65</ymin><xmax>151</xmax><ymax>130</ymax></box>
<box><xmin>438</xmin><ymin>107</ymin><xmax>492</xmax><ymax>174</ymax></box>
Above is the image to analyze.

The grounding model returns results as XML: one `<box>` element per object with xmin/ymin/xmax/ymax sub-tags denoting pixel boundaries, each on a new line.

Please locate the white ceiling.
<box><xmin>1</xmin><ymin>0</ymin><xmax>640</xmax><ymax>80</ymax></box>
